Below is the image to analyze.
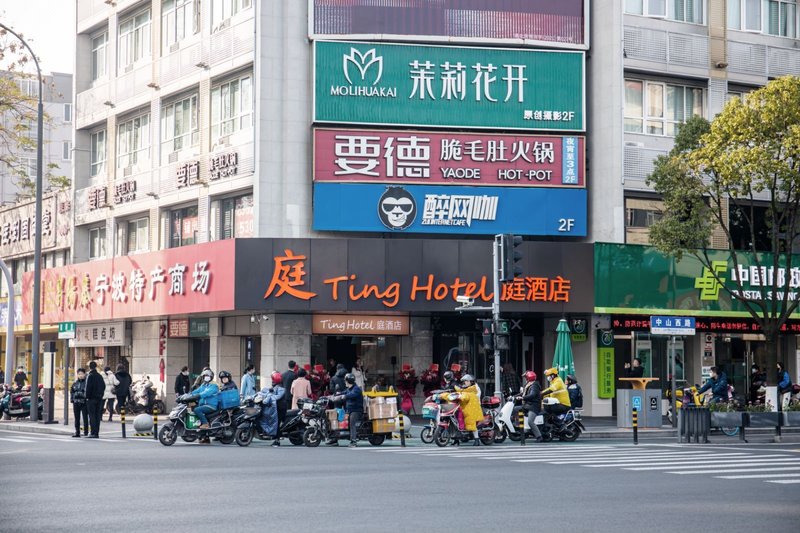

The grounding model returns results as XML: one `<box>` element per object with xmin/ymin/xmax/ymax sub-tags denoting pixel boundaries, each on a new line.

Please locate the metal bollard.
<box><xmin>398</xmin><ymin>412</ymin><xmax>406</xmax><ymax>448</ymax></box>
<box><xmin>519</xmin><ymin>409</ymin><xmax>526</xmax><ymax>446</ymax></box>
<box><xmin>632</xmin><ymin>407</ymin><xmax>639</xmax><ymax>445</ymax></box>
<box><xmin>120</xmin><ymin>406</ymin><xmax>126</xmax><ymax>439</ymax></box>
<box><xmin>153</xmin><ymin>406</ymin><xmax>158</xmax><ymax>440</ymax></box>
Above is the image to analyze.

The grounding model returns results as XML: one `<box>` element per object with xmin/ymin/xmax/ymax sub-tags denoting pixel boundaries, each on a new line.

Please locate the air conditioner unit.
<box><xmin>168</xmin><ymin>151</ymin><xmax>179</xmax><ymax>163</ymax></box>
<box><xmin>625</xmin><ymin>141</ymin><xmax>644</xmax><ymax>148</ymax></box>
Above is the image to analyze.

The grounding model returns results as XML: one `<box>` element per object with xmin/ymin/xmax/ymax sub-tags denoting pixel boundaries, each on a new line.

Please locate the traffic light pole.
<box><xmin>492</xmin><ymin>237</ymin><xmax>502</xmax><ymax>400</ymax></box>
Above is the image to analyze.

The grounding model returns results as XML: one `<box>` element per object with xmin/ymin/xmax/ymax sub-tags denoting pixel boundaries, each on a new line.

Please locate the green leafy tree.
<box><xmin>648</xmin><ymin>76</ymin><xmax>800</xmax><ymax>360</ymax></box>
<box><xmin>0</xmin><ymin>26</ymin><xmax>69</xmax><ymax>200</ymax></box>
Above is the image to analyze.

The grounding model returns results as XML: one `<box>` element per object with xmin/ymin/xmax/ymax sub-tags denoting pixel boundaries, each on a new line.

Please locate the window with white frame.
<box><xmin>624</xmin><ymin>79</ymin><xmax>705</xmax><ymax>136</ymax></box>
<box><xmin>62</xmin><ymin>141</ymin><xmax>72</xmax><ymax>161</ymax></box>
<box><xmin>766</xmin><ymin>0</ymin><xmax>797</xmax><ymax>36</ymax></box>
<box><xmin>91</xmin><ymin>32</ymin><xmax>108</xmax><ymax>81</ymax></box>
<box><xmin>89</xmin><ymin>226</ymin><xmax>106</xmax><ymax>259</ymax></box>
<box><xmin>211</xmin><ymin>0</ymin><xmax>252</xmax><ymax>30</ymax></box>
<box><xmin>19</xmin><ymin>157</ymin><xmax>36</xmax><ymax>179</ymax></box>
<box><xmin>626</xmin><ymin>0</ymin><xmax>704</xmax><ymax>23</ymax></box>
<box><xmin>161</xmin><ymin>93</ymin><xmax>199</xmax><ymax>153</ymax></box>
<box><xmin>210</xmin><ymin>74</ymin><xmax>252</xmax><ymax>143</ymax></box>
<box><xmin>728</xmin><ymin>0</ymin><xmax>763</xmax><ymax>31</ymax></box>
<box><xmin>90</xmin><ymin>129</ymin><xmax>106</xmax><ymax>177</ymax></box>
<box><xmin>118</xmin><ymin>9</ymin><xmax>151</xmax><ymax>72</ymax></box>
<box><xmin>63</xmin><ymin>103</ymin><xmax>72</xmax><ymax>122</ymax></box>
<box><xmin>213</xmin><ymin>194</ymin><xmax>253</xmax><ymax>240</ymax></box>
<box><xmin>117</xmin><ymin>113</ymin><xmax>151</xmax><ymax>169</ymax></box>
<box><xmin>16</xmin><ymin>78</ymin><xmax>38</xmax><ymax>98</ymax></box>
<box><xmin>126</xmin><ymin>217</ymin><xmax>149</xmax><ymax>254</ymax></box>
<box><xmin>162</xmin><ymin>0</ymin><xmax>200</xmax><ymax>52</ymax></box>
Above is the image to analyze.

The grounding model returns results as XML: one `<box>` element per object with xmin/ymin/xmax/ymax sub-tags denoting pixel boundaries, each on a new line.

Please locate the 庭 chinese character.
<box><xmin>95</xmin><ymin>274</ymin><xmax>110</xmax><ymax>305</ymax></box>
<box><xmin>409</xmin><ymin>60</ymin><xmax>436</xmax><ymax>100</ymax></box>
<box><xmin>263</xmin><ymin>249</ymin><xmax>317</xmax><ymax>300</ymax></box>
<box><xmin>440</xmin><ymin>61</ymin><xmax>466</xmax><ymax>100</ymax></box>
<box><xmin>130</xmin><ymin>269</ymin><xmax>146</xmax><ymax>302</ymax></box>
<box><xmin>111</xmin><ymin>272</ymin><xmax>128</xmax><ymax>302</ymax></box>
<box><xmin>169</xmin><ymin>264</ymin><xmax>187</xmax><ymax>296</ymax></box>
<box><xmin>150</xmin><ymin>266</ymin><xmax>166</xmax><ymax>300</ymax></box>
<box><xmin>472</xmin><ymin>63</ymin><xmax>497</xmax><ymax>102</ymax></box>
<box><xmin>191</xmin><ymin>261</ymin><xmax>211</xmax><ymax>294</ymax></box>
<box><xmin>333</xmin><ymin>135</ymin><xmax>381</xmax><ymax>176</ymax></box>
<box><xmin>501</xmin><ymin>279</ymin><xmax>526</xmax><ymax>302</ymax></box>
<box><xmin>549</xmin><ymin>276</ymin><xmax>571</xmax><ymax>302</ymax></box>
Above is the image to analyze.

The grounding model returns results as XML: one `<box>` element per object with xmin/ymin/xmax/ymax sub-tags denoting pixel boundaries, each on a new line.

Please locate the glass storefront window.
<box><xmin>311</xmin><ymin>335</ymin><xmax>401</xmax><ymax>388</ymax></box>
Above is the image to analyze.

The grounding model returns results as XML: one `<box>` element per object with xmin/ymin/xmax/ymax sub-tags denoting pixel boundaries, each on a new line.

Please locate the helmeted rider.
<box><xmin>441</xmin><ymin>371</ymin><xmax>456</xmax><ymax>392</ymax></box>
<box><xmin>259</xmin><ymin>371</ymin><xmax>285</xmax><ymax>446</ymax></box>
<box><xmin>455</xmin><ymin>374</ymin><xmax>483</xmax><ymax>446</ymax></box>
<box><xmin>192</xmin><ymin>369</ymin><xmax>219</xmax><ymax>430</ymax></box>
<box><xmin>541</xmin><ymin>368</ymin><xmax>571</xmax><ymax>427</ymax></box>
<box><xmin>218</xmin><ymin>370</ymin><xmax>238</xmax><ymax>391</ymax></box>
<box><xmin>343</xmin><ymin>373</ymin><xmax>364</xmax><ymax>448</ymax></box>
<box><xmin>566</xmin><ymin>374</ymin><xmax>583</xmax><ymax>409</ymax></box>
<box><xmin>520</xmin><ymin>371</ymin><xmax>543</xmax><ymax>442</ymax></box>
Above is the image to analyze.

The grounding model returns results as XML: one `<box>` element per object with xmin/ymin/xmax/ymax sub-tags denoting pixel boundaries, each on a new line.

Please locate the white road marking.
<box><xmin>717</xmin><ymin>473</ymin><xmax>800</xmax><ymax>480</ymax></box>
<box><xmin>671</xmin><ymin>466</ymin><xmax>800</xmax><ymax>475</ymax></box>
<box><xmin>765</xmin><ymin>479</ymin><xmax>800</xmax><ymax>484</ymax></box>
<box><xmin>626</xmin><ymin>460</ymin><xmax>799</xmax><ymax>471</ymax></box>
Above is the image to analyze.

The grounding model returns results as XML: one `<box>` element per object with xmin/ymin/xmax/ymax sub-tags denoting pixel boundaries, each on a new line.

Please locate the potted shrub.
<box><xmin>783</xmin><ymin>401</ymin><xmax>800</xmax><ymax>427</ymax></box>
<box><xmin>746</xmin><ymin>401</ymin><xmax>781</xmax><ymax>427</ymax></box>
<box><xmin>709</xmin><ymin>401</ymin><xmax>744</xmax><ymax>428</ymax></box>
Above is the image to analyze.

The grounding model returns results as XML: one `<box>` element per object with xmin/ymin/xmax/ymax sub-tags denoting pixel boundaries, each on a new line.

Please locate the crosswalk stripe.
<box><xmin>671</xmin><ymin>466</ymin><xmax>800</xmax><ymax>475</ymax></box>
<box><xmin>0</xmin><ymin>437</ymin><xmax>35</xmax><ymax>443</ymax></box>
<box><xmin>548</xmin><ymin>452</ymin><xmax>750</xmax><ymax>464</ymax></box>
<box><xmin>717</xmin><ymin>473</ymin><xmax>800</xmax><ymax>480</ymax></box>
<box><xmin>586</xmin><ymin>455</ymin><xmax>791</xmax><ymax>468</ymax></box>
<box><xmin>765</xmin><ymin>479</ymin><xmax>800</xmax><ymax>484</ymax></box>
<box><xmin>629</xmin><ymin>460</ymin><xmax>800</xmax><ymax>471</ymax></box>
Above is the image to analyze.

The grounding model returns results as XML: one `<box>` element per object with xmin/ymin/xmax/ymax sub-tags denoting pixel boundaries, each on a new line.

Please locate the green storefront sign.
<box><xmin>189</xmin><ymin>318</ymin><xmax>209</xmax><ymax>338</ymax></box>
<box><xmin>597</xmin><ymin>330</ymin><xmax>615</xmax><ymax>399</ymax></box>
<box><xmin>595</xmin><ymin>243</ymin><xmax>800</xmax><ymax>317</ymax></box>
<box><xmin>314</xmin><ymin>41</ymin><xmax>585</xmax><ymax>131</ymax></box>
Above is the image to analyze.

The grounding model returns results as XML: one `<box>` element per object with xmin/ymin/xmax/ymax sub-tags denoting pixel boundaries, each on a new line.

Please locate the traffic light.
<box><xmin>500</xmin><ymin>234</ymin><xmax>523</xmax><ymax>282</ymax></box>
<box><xmin>481</xmin><ymin>319</ymin><xmax>494</xmax><ymax>351</ymax></box>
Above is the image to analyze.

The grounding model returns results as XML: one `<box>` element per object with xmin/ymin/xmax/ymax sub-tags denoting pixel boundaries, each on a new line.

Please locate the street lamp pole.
<box><xmin>1</xmin><ymin>24</ymin><xmax>44</xmax><ymax>421</ymax></box>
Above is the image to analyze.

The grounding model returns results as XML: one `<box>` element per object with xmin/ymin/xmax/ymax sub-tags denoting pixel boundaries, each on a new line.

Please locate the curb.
<box><xmin>0</xmin><ymin>421</ymin><xmax>117</xmax><ymax>437</ymax></box>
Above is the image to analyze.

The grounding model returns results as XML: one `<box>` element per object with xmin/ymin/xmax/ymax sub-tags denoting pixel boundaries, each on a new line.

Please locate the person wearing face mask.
<box><xmin>749</xmin><ymin>364</ymin><xmax>767</xmax><ymax>405</ymax></box>
<box><xmin>541</xmin><ymin>368</ymin><xmax>571</xmax><ymax>426</ymax></box>
<box><xmin>241</xmin><ymin>364</ymin><xmax>257</xmax><ymax>399</ymax></box>
<box><xmin>455</xmin><ymin>374</ymin><xmax>483</xmax><ymax>446</ymax></box>
<box><xmin>70</xmin><ymin>368</ymin><xmax>89</xmax><ymax>438</ymax></box>
<box><xmin>192</xmin><ymin>369</ymin><xmax>219</xmax><ymax>430</ymax></box>
<box><xmin>342</xmin><ymin>373</ymin><xmax>364</xmax><ymax>448</ymax></box>
<box><xmin>174</xmin><ymin>366</ymin><xmax>191</xmax><ymax>399</ymax></box>
<box><xmin>698</xmin><ymin>366</ymin><xmax>729</xmax><ymax>404</ymax></box>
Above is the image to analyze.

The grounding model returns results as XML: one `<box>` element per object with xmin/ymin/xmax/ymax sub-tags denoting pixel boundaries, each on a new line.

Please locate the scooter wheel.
<box><xmin>303</xmin><ymin>427</ymin><xmax>322</xmax><ymax>448</ymax></box>
<box><xmin>508</xmin><ymin>431</ymin><xmax>522</xmax><ymax>442</ymax></box>
<box><xmin>493</xmin><ymin>427</ymin><xmax>507</xmax><ymax>444</ymax></box>
<box><xmin>367</xmin><ymin>434</ymin><xmax>386</xmax><ymax>446</ymax></box>
<box><xmin>558</xmin><ymin>427</ymin><xmax>580</xmax><ymax>442</ymax></box>
<box><xmin>218</xmin><ymin>430</ymin><xmax>235</xmax><ymax>445</ymax></box>
<box><xmin>180</xmin><ymin>434</ymin><xmax>197</xmax><ymax>443</ymax></box>
<box><xmin>158</xmin><ymin>423</ymin><xmax>177</xmax><ymax>446</ymax></box>
<box><xmin>288</xmin><ymin>434</ymin><xmax>304</xmax><ymax>446</ymax></box>
<box><xmin>235</xmin><ymin>427</ymin><xmax>253</xmax><ymax>447</ymax></box>
<box><xmin>433</xmin><ymin>427</ymin><xmax>450</xmax><ymax>447</ymax></box>
<box><xmin>480</xmin><ymin>434</ymin><xmax>494</xmax><ymax>446</ymax></box>
<box><xmin>420</xmin><ymin>426</ymin><xmax>435</xmax><ymax>444</ymax></box>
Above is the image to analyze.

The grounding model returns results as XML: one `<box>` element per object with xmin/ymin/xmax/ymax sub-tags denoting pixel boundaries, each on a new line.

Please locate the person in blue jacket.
<box><xmin>240</xmin><ymin>364</ymin><xmax>256</xmax><ymax>399</ymax></box>
<box><xmin>698</xmin><ymin>366</ymin><xmax>729</xmax><ymax>404</ymax></box>
<box><xmin>259</xmin><ymin>372</ymin><xmax>285</xmax><ymax>446</ymax></box>
<box><xmin>193</xmin><ymin>369</ymin><xmax>219</xmax><ymax>429</ymax></box>
<box><xmin>777</xmin><ymin>362</ymin><xmax>793</xmax><ymax>407</ymax></box>
<box><xmin>343</xmin><ymin>373</ymin><xmax>364</xmax><ymax>448</ymax></box>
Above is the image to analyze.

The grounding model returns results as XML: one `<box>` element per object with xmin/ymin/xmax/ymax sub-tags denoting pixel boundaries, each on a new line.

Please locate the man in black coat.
<box><xmin>281</xmin><ymin>361</ymin><xmax>297</xmax><ymax>410</ymax></box>
<box><xmin>85</xmin><ymin>362</ymin><xmax>106</xmax><ymax>438</ymax></box>
<box><xmin>174</xmin><ymin>366</ymin><xmax>191</xmax><ymax>398</ymax></box>
<box><xmin>330</xmin><ymin>366</ymin><xmax>347</xmax><ymax>395</ymax></box>
<box><xmin>114</xmin><ymin>365</ymin><xmax>132</xmax><ymax>414</ymax></box>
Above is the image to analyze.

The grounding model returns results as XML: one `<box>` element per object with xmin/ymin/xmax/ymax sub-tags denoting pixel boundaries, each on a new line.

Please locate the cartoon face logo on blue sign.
<box><xmin>378</xmin><ymin>187</ymin><xmax>416</xmax><ymax>230</ymax></box>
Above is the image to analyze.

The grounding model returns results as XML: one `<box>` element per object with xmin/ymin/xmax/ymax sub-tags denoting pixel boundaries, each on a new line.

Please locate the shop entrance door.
<box><xmin>190</xmin><ymin>338</ymin><xmax>210</xmax><ymax>381</ymax></box>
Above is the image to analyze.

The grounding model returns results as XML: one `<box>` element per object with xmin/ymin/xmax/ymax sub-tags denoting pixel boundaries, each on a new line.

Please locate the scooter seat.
<box><xmin>286</xmin><ymin>409</ymin><xmax>300</xmax><ymax>418</ymax></box>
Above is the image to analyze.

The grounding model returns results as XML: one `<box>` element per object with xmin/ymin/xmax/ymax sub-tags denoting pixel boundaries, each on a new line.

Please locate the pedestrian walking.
<box><xmin>240</xmin><ymin>364</ymin><xmax>257</xmax><ymax>399</ymax></box>
<box><xmin>777</xmin><ymin>362</ymin><xmax>793</xmax><ymax>408</ymax></box>
<box><xmin>114</xmin><ymin>364</ymin><xmax>132</xmax><ymax>414</ymax></box>
<box><xmin>330</xmin><ymin>365</ymin><xmax>347</xmax><ymax>395</ymax></box>
<box><xmin>290</xmin><ymin>368</ymin><xmax>312</xmax><ymax>409</ymax></box>
<box><xmin>351</xmin><ymin>357</ymin><xmax>367</xmax><ymax>390</ymax></box>
<box><xmin>85</xmin><ymin>362</ymin><xmax>105</xmax><ymax>438</ymax></box>
<box><xmin>343</xmin><ymin>373</ymin><xmax>364</xmax><ymax>448</ymax></box>
<box><xmin>70</xmin><ymin>368</ymin><xmax>89</xmax><ymax>438</ymax></box>
<box><xmin>175</xmin><ymin>366</ymin><xmax>191</xmax><ymax>398</ymax></box>
<box><xmin>281</xmin><ymin>360</ymin><xmax>297</xmax><ymax>409</ymax></box>
<box><xmin>566</xmin><ymin>375</ymin><xmax>584</xmax><ymax>409</ymax></box>
<box><xmin>102</xmin><ymin>366</ymin><xmax>119</xmax><ymax>421</ymax></box>
<box><xmin>13</xmin><ymin>366</ymin><xmax>26</xmax><ymax>390</ymax></box>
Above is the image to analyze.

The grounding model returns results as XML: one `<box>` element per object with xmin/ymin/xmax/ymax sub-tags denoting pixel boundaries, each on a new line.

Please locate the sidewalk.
<box><xmin>0</xmin><ymin>416</ymin><xmax>152</xmax><ymax>438</ymax></box>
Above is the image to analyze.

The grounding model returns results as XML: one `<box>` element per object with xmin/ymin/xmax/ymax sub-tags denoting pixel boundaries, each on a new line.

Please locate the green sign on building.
<box><xmin>595</xmin><ymin>243</ymin><xmax>800</xmax><ymax>317</ymax></box>
<box><xmin>314</xmin><ymin>41</ymin><xmax>585</xmax><ymax>131</ymax></box>
<box><xmin>597</xmin><ymin>330</ymin><xmax>615</xmax><ymax>399</ymax></box>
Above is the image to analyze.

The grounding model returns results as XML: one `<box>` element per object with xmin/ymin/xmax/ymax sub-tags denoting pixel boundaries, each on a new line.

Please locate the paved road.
<box><xmin>1</xmin><ymin>429</ymin><xmax>799</xmax><ymax>533</ymax></box>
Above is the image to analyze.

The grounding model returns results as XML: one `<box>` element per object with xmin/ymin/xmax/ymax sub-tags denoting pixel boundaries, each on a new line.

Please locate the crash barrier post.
<box><xmin>632</xmin><ymin>408</ymin><xmax>638</xmax><ymax>445</ymax></box>
<box><xmin>680</xmin><ymin>406</ymin><xmax>710</xmax><ymax>444</ymax></box>
<box><xmin>519</xmin><ymin>409</ymin><xmax>526</xmax><ymax>446</ymax></box>
<box><xmin>153</xmin><ymin>406</ymin><xmax>158</xmax><ymax>440</ymax></box>
<box><xmin>120</xmin><ymin>406</ymin><xmax>126</xmax><ymax>439</ymax></box>
<box><xmin>398</xmin><ymin>412</ymin><xmax>406</xmax><ymax>448</ymax></box>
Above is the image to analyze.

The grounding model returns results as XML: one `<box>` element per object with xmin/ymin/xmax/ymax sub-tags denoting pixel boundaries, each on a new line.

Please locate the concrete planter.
<box><xmin>710</xmin><ymin>412</ymin><xmax>744</xmax><ymax>428</ymax></box>
<box><xmin>746</xmin><ymin>412</ymin><xmax>781</xmax><ymax>427</ymax></box>
<box><xmin>782</xmin><ymin>412</ymin><xmax>800</xmax><ymax>426</ymax></box>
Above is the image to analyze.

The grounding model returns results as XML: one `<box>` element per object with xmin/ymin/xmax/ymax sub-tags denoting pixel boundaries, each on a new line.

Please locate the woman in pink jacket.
<box><xmin>289</xmin><ymin>369</ymin><xmax>312</xmax><ymax>410</ymax></box>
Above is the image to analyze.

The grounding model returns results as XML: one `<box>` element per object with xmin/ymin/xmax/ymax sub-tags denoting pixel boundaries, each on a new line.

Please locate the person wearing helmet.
<box><xmin>520</xmin><ymin>371</ymin><xmax>543</xmax><ymax>442</ymax></box>
<box><xmin>342</xmin><ymin>372</ymin><xmax>364</xmax><ymax>447</ymax></box>
<box><xmin>258</xmin><ymin>371</ymin><xmax>286</xmax><ymax>446</ymax></box>
<box><xmin>541</xmin><ymin>368</ymin><xmax>571</xmax><ymax>426</ymax></box>
<box><xmin>218</xmin><ymin>370</ymin><xmax>238</xmax><ymax>392</ymax></box>
<box><xmin>566</xmin><ymin>375</ymin><xmax>583</xmax><ymax>409</ymax></box>
<box><xmin>193</xmin><ymin>369</ymin><xmax>220</xmax><ymax>430</ymax></box>
<box><xmin>455</xmin><ymin>374</ymin><xmax>483</xmax><ymax>446</ymax></box>
<box><xmin>441</xmin><ymin>370</ymin><xmax>456</xmax><ymax>392</ymax></box>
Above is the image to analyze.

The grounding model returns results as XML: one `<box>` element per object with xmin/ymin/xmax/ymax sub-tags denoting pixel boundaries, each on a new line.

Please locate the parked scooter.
<box><xmin>1</xmin><ymin>384</ymin><xmax>43</xmax><ymax>419</ymax></box>
<box><xmin>126</xmin><ymin>376</ymin><xmax>166</xmax><ymax>415</ymax></box>
<box><xmin>157</xmin><ymin>393</ymin><xmax>239</xmax><ymax>446</ymax></box>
